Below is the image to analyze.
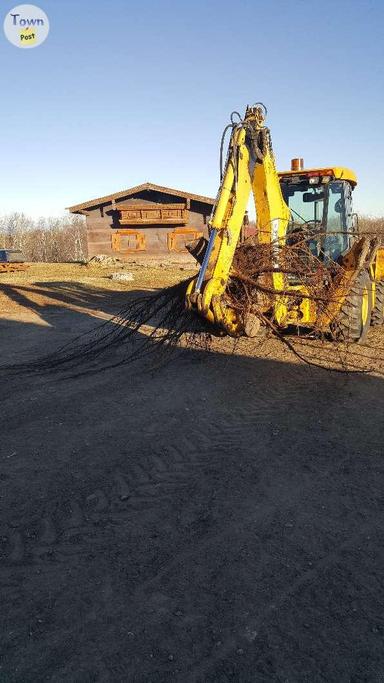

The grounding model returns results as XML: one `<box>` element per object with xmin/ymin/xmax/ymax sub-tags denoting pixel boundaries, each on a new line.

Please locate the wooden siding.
<box><xmin>118</xmin><ymin>202</ymin><xmax>188</xmax><ymax>225</ymax></box>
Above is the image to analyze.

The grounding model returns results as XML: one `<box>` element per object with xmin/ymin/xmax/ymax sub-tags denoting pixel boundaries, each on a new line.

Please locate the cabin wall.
<box><xmin>84</xmin><ymin>193</ymin><xmax>212</xmax><ymax>258</ymax></box>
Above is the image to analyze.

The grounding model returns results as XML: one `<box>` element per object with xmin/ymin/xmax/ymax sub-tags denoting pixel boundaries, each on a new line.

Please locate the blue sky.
<box><xmin>1</xmin><ymin>0</ymin><xmax>383</xmax><ymax>217</ymax></box>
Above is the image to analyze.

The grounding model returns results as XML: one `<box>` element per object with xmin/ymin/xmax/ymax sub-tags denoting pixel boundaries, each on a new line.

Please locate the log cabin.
<box><xmin>67</xmin><ymin>182</ymin><xmax>215</xmax><ymax>258</ymax></box>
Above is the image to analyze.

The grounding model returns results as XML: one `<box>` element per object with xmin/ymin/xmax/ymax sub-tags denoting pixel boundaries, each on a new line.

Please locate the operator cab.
<box><xmin>279</xmin><ymin>161</ymin><xmax>357</xmax><ymax>263</ymax></box>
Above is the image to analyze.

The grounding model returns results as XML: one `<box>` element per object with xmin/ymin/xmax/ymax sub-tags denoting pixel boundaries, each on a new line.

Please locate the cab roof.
<box><xmin>278</xmin><ymin>166</ymin><xmax>357</xmax><ymax>186</ymax></box>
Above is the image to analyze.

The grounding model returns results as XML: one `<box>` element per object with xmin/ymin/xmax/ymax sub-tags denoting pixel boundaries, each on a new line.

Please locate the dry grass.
<box><xmin>0</xmin><ymin>260</ymin><xmax>193</xmax><ymax>286</ymax></box>
<box><xmin>0</xmin><ymin>261</ymin><xmax>196</xmax><ymax>316</ymax></box>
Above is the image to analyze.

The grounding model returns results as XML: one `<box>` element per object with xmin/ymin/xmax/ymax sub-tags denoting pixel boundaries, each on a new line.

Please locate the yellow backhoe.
<box><xmin>186</xmin><ymin>104</ymin><xmax>384</xmax><ymax>343</ymax></box>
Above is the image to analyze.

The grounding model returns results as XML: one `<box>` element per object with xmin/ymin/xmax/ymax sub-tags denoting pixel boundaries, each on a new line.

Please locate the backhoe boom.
<box><xmin>186</xmin><ymin>104</ymin><xmax>290</xmax><ymax>334</ymax></box>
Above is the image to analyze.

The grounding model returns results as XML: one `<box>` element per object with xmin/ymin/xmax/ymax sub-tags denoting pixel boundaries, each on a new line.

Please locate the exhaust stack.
<box><xmin>291</xmin><ymin>158</ymin><xmax>304</xmax><ymax>171</ymax></box>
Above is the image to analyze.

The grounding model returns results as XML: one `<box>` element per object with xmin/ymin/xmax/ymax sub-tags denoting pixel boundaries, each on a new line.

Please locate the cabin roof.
<box><xmin>67</xmin><ymin>182</ymin><xmax>216</xmax><ymax>214</ymax></box>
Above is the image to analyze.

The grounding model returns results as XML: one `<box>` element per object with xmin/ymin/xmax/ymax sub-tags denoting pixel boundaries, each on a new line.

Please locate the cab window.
<box><xmin>323</xmin><ymin>182</ymin><xmax>348</xmax><ymax>260</ymax></box>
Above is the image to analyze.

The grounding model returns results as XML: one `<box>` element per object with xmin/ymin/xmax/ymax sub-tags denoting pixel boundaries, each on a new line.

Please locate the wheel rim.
<box><xmin>361</xmin><ymin>286</ymin><xmax>369</xmax><ymax>326</ymax></box>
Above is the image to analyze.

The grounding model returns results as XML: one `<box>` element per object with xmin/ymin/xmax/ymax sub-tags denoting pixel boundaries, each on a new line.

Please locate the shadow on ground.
<box><xmin>0</xmin><ymin>289</ymin><xmax>384</xmax><ymax>682</ymax></box>
<box><xmin>0</xmin><ymin>281</ymin><xmax>154</xmax><ymax>365</ymax></box>
<box><xmin>0</xmin><ymin>279</ymin><xmax>146</xmax><ymax>317</ymax></box>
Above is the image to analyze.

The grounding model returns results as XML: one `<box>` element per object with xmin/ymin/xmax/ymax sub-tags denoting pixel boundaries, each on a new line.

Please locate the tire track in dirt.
<box><xmin>0</xmin><ymin>376</ymin><xmax>341</xmax><ymax>580</ymax></box>
<box><xmin>0</xmin><ymin>408</ymin><xmax>243</xmax><ymax>679</ymax></box>
<box><xmin>0</xmin><ymin>371</ymin><xmax>336</xmax><ymax>680</ymax></box>
<box><xmin>0</xmin><ymin>421</ymin><xmax>223</xmax><ymax>570</ymax></box>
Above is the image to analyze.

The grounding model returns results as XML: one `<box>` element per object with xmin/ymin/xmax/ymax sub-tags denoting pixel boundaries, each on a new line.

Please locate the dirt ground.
<box><xmin>1</xmin><ymin>263</ymin><xmax>384</xmax><ymax>682</ymax></box>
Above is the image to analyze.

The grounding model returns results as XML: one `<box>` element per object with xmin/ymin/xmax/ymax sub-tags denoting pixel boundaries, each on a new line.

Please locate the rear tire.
<box><xmin>371</xmin><ymin>281</ymin><xmax>384</xmax><ymax>326</ymax></box>
<box><xmin>331</xmin><ymin>270</ymin><xmax>372</xmax><ymax>343</ymax></box>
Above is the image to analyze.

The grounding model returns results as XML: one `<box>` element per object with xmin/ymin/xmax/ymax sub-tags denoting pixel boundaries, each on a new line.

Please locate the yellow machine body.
<box><xmin>186</xmin><ymin>105</ymin><xmax>384</xmax><ymax>339</ymax></box>
<box><xmin>279</xmin><ymin>166</ymin><xmax>357</xmax><ymax>186</ymax></box>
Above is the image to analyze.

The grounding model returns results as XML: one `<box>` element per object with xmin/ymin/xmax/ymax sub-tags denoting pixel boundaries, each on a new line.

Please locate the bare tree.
<box><xmin>0</xmin><ymin>213</ymin><xmax>87</xmax><ymax>261</ymax></box>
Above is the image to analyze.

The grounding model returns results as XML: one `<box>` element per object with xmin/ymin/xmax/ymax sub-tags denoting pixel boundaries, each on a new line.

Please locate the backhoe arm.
<box><xmin>186</xmin><ymin>104</ymin><xmax>290</xmax><ymax>335</ymax></box>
